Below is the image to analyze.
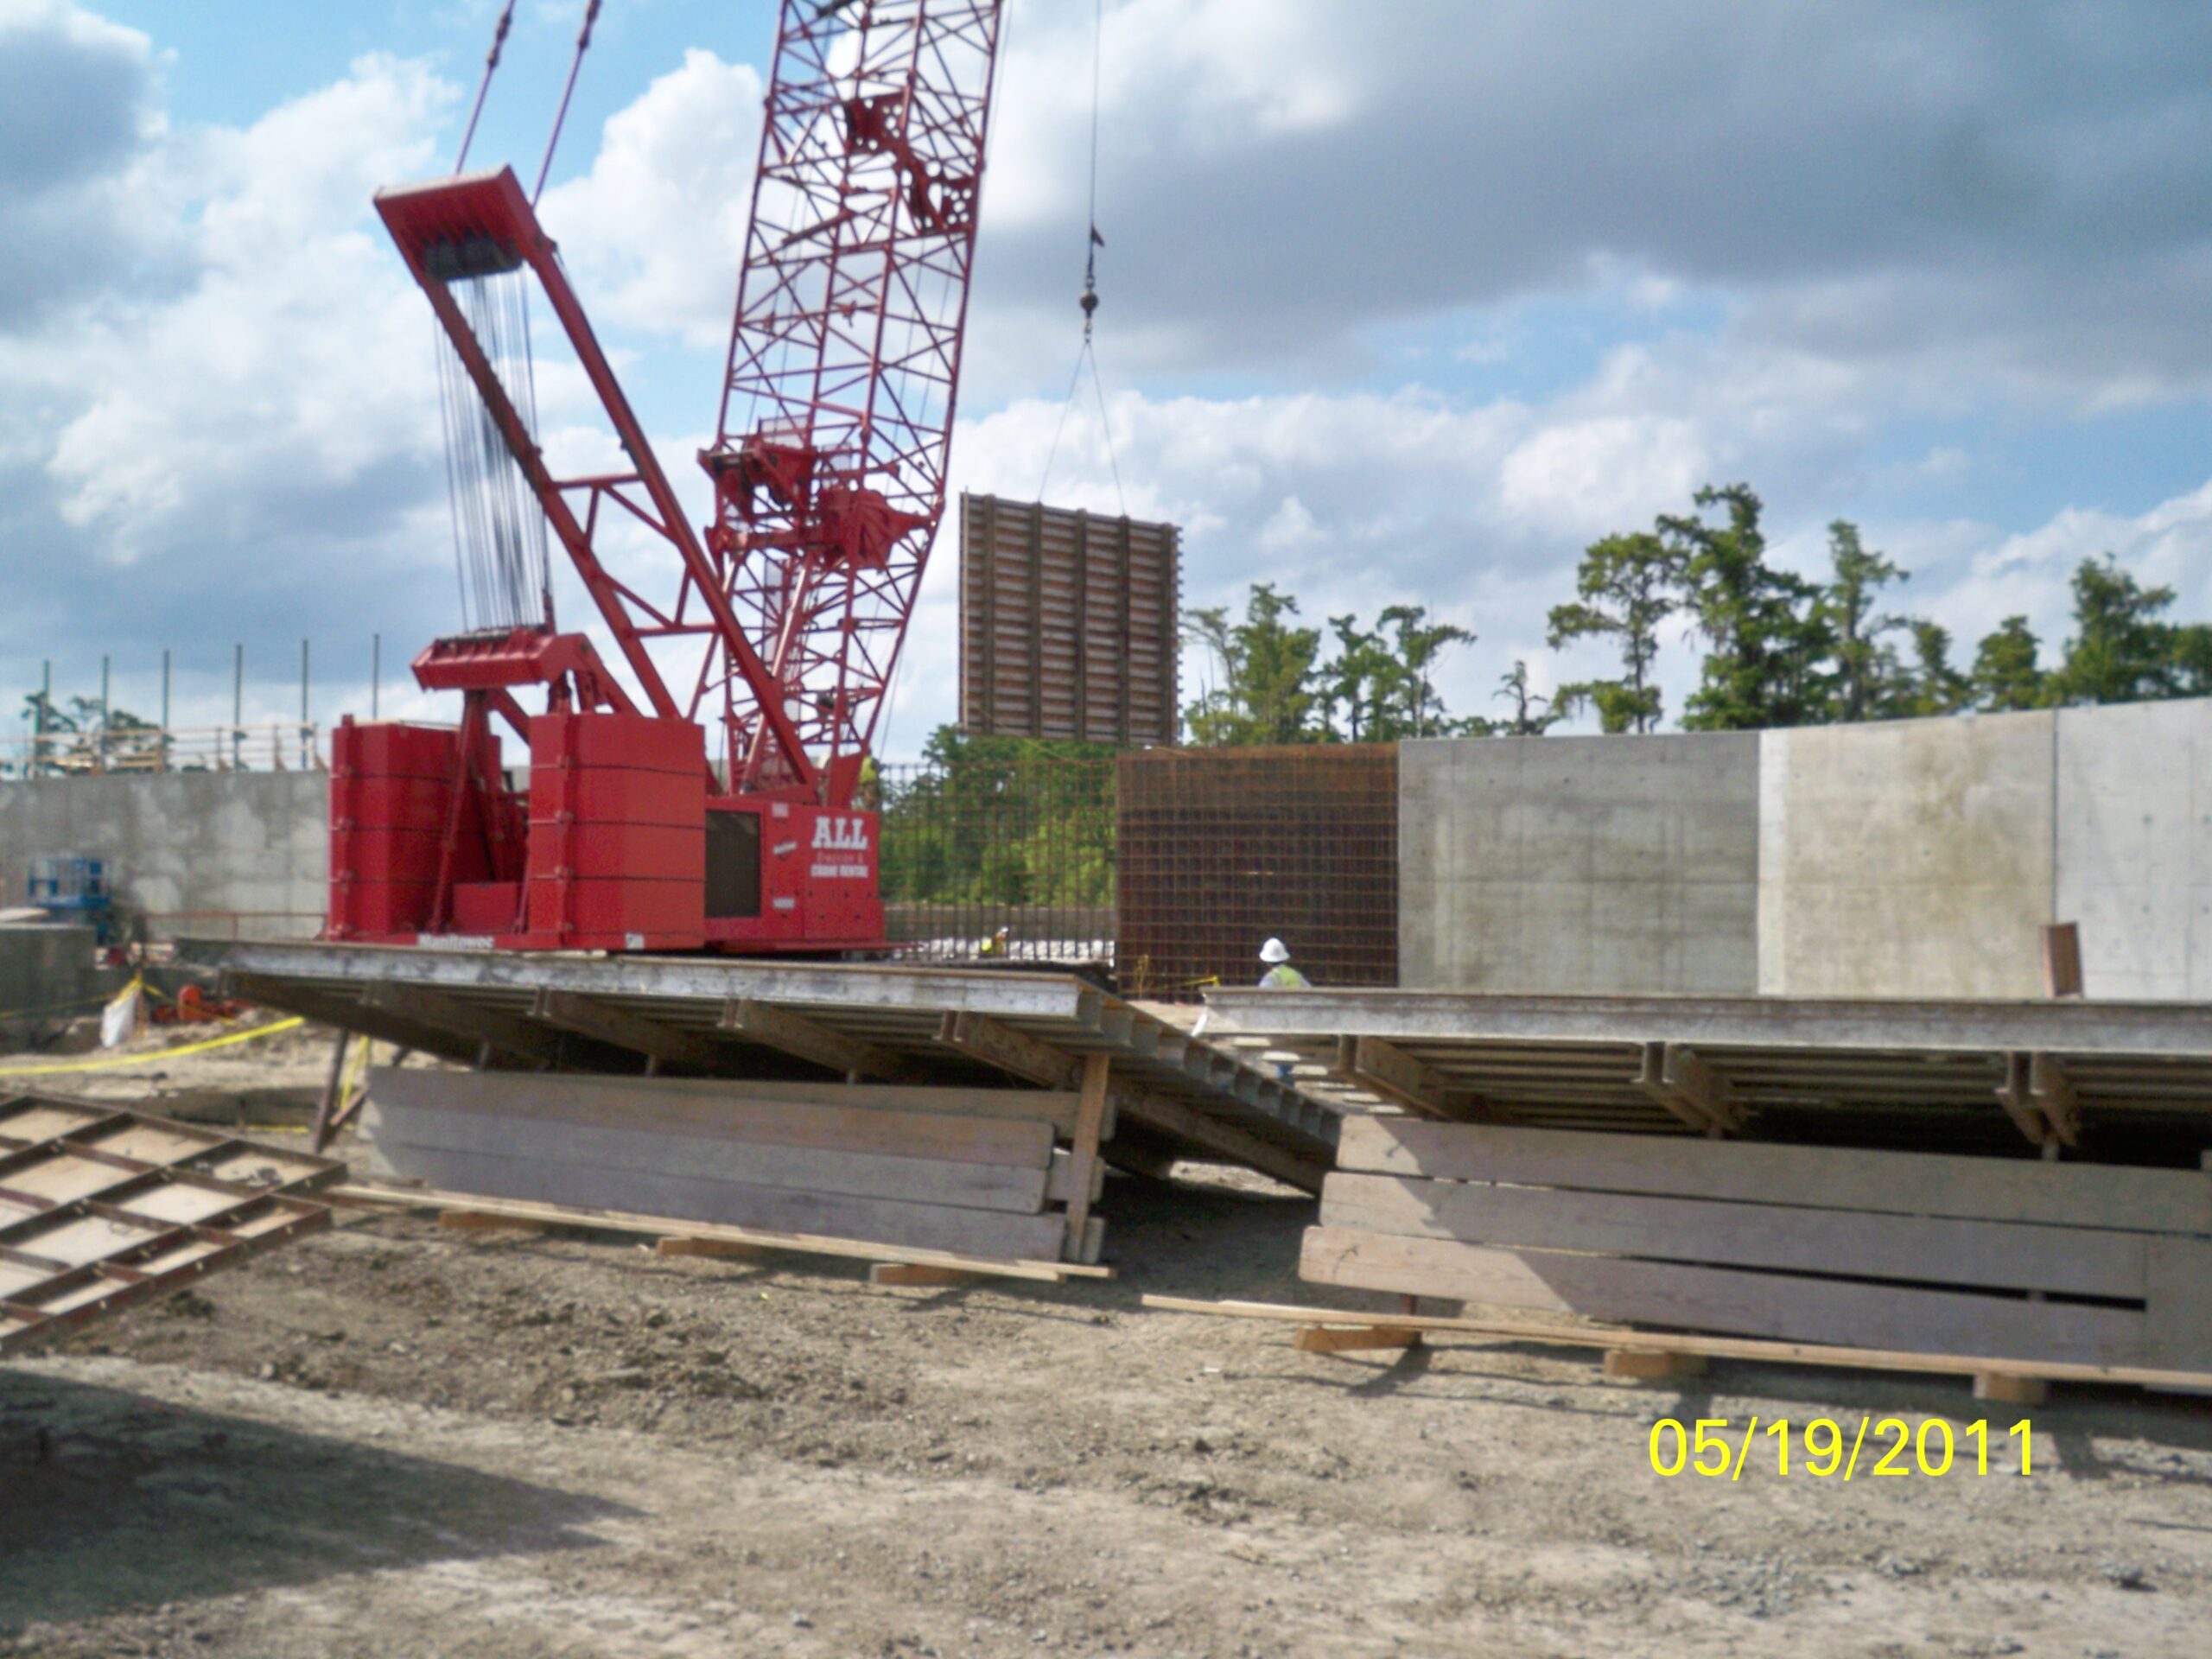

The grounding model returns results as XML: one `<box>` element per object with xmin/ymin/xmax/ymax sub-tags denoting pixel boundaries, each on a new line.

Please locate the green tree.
<box><xmin>1820</xmin><ymin>520</ymin><xmax>1910</xmax><ymax>721</ymax></box>
<box><xmin>1323</xmin><ymin>613</ymin><xmax>1391</xmax><ymax>741</ymax></box>
<box><xmin>876</xmin><ymin>727</ymin><xmax>1116</xmax><ymax>907</ymax></box>
<box><xmin>2168</xmin><ymin>622</ymin><xmax>2212</xmax><ymax>697</ymax></box>
<box><xmin>1969</xmin><ymin>615</ymin><xmax>2047</xmax><ymax>711</ymax></box>
<box><xmin>1182</xmin><ymin>583</ymin><xmax>1325</xmax><ymax>745</ymax></box>
<box><xmin>1545</xmin><ymin>531</ymin><xmax>1675</xmax><ymax>733</ymax></box>
<box><xmin>2048</xmin><ymin>554</ymin><xmax>2180</xmax><ymax>705</ymax></box>
<box><xmin>1897</xmin><ymin>621</ymin><xmax>1970</xmax><ymax>716</ymax></box>
<box><xmin>1662</xmin><ymin>484</ymin><xmax>1832</xmax><ymax>730</ymax></box>
<box><xmin>1493</xmin><ymin>660</ymin><xmax>1562</xmax><ymax>736</ymax></box>
<box><xmin>1370</xmin><ymin>603</ymin><xmax>1474</xmax><ymax>740</ymax></box>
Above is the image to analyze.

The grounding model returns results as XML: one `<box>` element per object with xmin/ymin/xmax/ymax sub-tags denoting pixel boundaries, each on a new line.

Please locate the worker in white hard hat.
<box><xmin>977</xmin><ymin>925</ymin><xmax>1011</xmax><ymax>958</ymax></box>
<box><xmin>1257</xmin><ymin>937</ymin><xmax>1309</xmax><ymax>989</ymax></box>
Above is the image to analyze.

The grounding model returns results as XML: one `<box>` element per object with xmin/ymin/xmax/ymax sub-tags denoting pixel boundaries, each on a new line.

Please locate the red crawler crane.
<box><xmin>329</xmin><ymin>1</ymin><xmax>1005</xmax><ymax>954</ymax></box>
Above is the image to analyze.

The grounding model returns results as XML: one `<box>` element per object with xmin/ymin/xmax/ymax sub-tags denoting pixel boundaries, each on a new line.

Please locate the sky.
<box><xmin>7</xmin><ymin>0</ymin><xmax>2212</xmax><ymax>758</ymax></box>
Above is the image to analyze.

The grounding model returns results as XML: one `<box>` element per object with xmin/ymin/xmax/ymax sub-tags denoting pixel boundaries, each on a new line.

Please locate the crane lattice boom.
<box><xmin>705</xmin><ymin>1</ymin><xmax>1004</xmax><ymax>801</ymax></box>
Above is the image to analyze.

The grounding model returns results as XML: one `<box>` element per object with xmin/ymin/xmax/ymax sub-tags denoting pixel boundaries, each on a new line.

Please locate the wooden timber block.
<box><xmin>438</xmin><ymin>1211</ymin><xmax>545</xmax><ymax>1237</ymax></box>
<box><xmin>1294</xmin><ymin>1325</ymin><xmax>1422</xmax><ymax>1355</ymax></box>
<box><xmin>1604</xmin><ymin>1349</ymin><xmax>1707</xmax><ymax>1382</ymax></box>
<box><xmin>869</xmin><ymin>1262</ymin><xmax>990</xmax><ymax>1288</ymax></box>
<box><xmin>1973</xmin><ymin>1371</ymin><xmax>2049</xmax><ymax>1407</ymax></box>
<box><xmin>656</xmin><ymin>1237</ymin><xmax>767</xmax><ymax>1261</ymax></box>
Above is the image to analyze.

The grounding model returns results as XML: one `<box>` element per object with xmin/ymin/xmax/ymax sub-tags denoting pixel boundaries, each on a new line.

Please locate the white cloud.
<box><xmin>1497</xmin><ymin>416</ymin><xmax>1707</xmax><ymax>538</ymax></box>
<box><xmin>11</xmin><ymin>0</ymin><xmax>2212</xmax><ymax>761</ymax></box>
<box><xmin>36</xmin><ymin>54</ymin><xmax>448</xmax><ymax>561</ymax></box>
<box><xmin>536</xmin><ymin>48</ymin><xmax>762</xmax><ymax>350</ymax></box>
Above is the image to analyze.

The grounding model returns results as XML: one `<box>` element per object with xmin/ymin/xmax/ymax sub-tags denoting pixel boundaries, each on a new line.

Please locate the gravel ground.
<box><xmin>5</xmin><ymin>1029</ymin><xmax>2212</xmax><ymax>1656</ymax></box>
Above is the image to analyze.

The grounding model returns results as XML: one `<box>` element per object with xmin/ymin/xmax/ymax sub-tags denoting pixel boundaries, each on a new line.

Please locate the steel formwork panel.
<box><xmin>958</xmin><ymin>494</ymin><xmax>1179</xmax><ymax>745</ymax></box>
<box><xmin>0</xmin><ymin>1095</ymin><xmax>342</xmax><ymax>1356</ymax></box>
<box><xmin>1203</xmin><ymin>988</ymin><xmax>2212</xmax><ymax>1159</ymax></box>
<box><xmin>190</xmin><ymin>940</ymin><xmax>1344</xmax><ymax>1173</ymax></box>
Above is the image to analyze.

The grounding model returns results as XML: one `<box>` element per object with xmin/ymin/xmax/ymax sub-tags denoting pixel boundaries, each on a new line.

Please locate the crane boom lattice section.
<box><xmin>707</xmin><ymin>0</ymin><xmax>1004</xmax><ymax>801</ymax></box>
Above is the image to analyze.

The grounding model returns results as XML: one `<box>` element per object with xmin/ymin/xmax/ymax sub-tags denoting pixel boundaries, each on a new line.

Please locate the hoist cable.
<box><xmin>1036</xmin><ymin>0</ymin><xmax>1125</xmax><ymax>514</ymax></box>
<box><xmin>454</xmin><ymin>1</ymin><xmax>517</xmax><ymax>173</ymax></box>
<box><xmin>435</xmin><ymin>270</ymin><xmax>552</xmax><ymax>633</ymax></box>
<box><xmin>535</xmin><ymin>0</ymin><xmax>604</xmax><ymax>204</ymax></box>
<box><xmin>1084</xmin><ymin>339</ymin><xmax>1127</xmax><ymax>516</ymax></box>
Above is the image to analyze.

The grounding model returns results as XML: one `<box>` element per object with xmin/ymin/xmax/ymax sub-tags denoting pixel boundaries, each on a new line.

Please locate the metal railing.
<box><xmin>0</xmin><ymin>722</ymin><xmax>326</xmax><ymax>779</ymax></box>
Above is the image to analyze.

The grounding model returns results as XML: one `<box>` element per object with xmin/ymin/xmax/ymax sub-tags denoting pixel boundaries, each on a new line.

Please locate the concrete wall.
<box><xmin>0</xmin><ymin>773</ymin><xmax>327</xmax><ymax>939</ymax></box>
<box><xmin>2054</xmin><ymin>699</ymin><xmax>2212</xmax><ymax>1000</ymax></box>
<box><xmin>1758</xmin><ymin>713</ymin><xmax>2057</xmax><ymax>999</ymax></box>
<box><xmin>0</xmin><ymin>923</ymin><xmax>102</xmax><ymax>1043</ymax></box>
<box><xmin>1400</xmin><ymin>700</ymin><xmax>2212</xmax><ymax>1000</ymax></box>
<box><xmin>1400</xmin><ymin>734</ymin><xmax>1760</xmax><ymax>994</ymax></box>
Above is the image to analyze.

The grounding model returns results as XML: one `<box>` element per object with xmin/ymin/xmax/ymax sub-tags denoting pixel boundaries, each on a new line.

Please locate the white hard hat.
<box><xmin>1259</xmin><ymin>938</ymin><xmax>1291</xmax><ymax>964</ymax></box>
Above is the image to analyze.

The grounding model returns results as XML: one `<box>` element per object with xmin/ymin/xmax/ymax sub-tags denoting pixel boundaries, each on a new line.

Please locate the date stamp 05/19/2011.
<box><xmin>1649</xmin><ymin>1417</ymin><xmax>2034</xmax><ymax>1480</ymax></box>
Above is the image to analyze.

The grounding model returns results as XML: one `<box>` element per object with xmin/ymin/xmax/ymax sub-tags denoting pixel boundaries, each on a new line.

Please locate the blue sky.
<box><xmin>8</xmin><ymin>0</ymin><xmax>2212</xmax><ymax>758</ymax></box>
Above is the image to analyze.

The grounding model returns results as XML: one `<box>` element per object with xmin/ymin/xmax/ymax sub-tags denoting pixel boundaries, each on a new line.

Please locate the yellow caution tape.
<box><xmin>0</xmin><ymin>1017</ymin><xmax>306</xmax><ymax>1077</ymax></box>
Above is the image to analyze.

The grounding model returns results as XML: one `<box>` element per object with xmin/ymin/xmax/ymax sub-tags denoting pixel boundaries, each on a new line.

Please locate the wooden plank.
<box><xmin>720</xmin><ymin>997</ymin><xmax>921</xmax><ymax>1081</ymax></box>
<box><xmin>1330</xmin><ymin>1118</ymin><xmax>2212</xmax><ymax>1234</ymax></box>
<box><xmin>930</xmin><ymin>1014</ymin><xmax>1313</xmax><ymax>1190</ymax></box>
<box><xmin>1046</xmin><ymin>1149</ymin><xmax>1106</xmax><ymax>1206</ymax></box>
<box><xmin>1318</xmin><ymin>1171</ymin><xmax>2151</xmax><ymax>1300</ymax></box>
<box><xmin>1334</xmin><ymin>1036</ymin><xmax>1475</xmax><ymax>1121</ymax></box>
<box><xmin>2042</xmin><ymin>922</ymin><xmax>2084</xmax><ymax>998</ymax></box>
<box><xmin>365</xmin><ymin>1100</ymin><xmax>1052</xmax><ymax>1215</ymax></box>
<box><xmin>933</xmin><ymin>1011</ymin><xmax>1080</xmax><ymax>1087</ymax></box>
<box><xmin>655</xmin><ymin>1236</ymin><xmax>765</xmax><ymax>1261</ymax></box>
<box><xmin>1605</xmin><ymin>1349</ymin><xmax>1706</xmax><ymax>1380</ymax></box>
<box><xmin>364</xmin><ymin>982</ymin><xmax>565</xmax><ymax>1065</ymax></box>
<box><xmin>1294</xmin><ymin>1324</ymin><xmax>1420</xmax><ymax>1354</ymax></box>
<box><xmin>1643</xmin><ymin>1044</ymin><xmax>1741</xmax><ymax>1134</ymax></box>
<box><xmin>620</xmin><ymin>1077</ymin><xmax>1102</xmax><ymax>1139</ymax></box>
<box><xmin>2030</xmin><ymin>1052</ymin><xmax>2082</xmax><ymax>1147</ymax></box>
<box><xmin>1113</xmin><ymin>1090</ymin><xmax>1327</xmax><ymax>1194</ymax></box>
<box><xmin>1062</xmin><ymin>1054</ymin><xmax>1111</xmax><ymax>1263</ymax></box>
<box><xmin>2142</xmin><ymin>1236</ymin><xmax>2212</xmax><ymax>1370</ymax></box>
<box><xmin>312</xmin><ymin>1031</ymin><xmax>352</xmax><ymax>1154</ymax></box>
<box><xmin>1993</xmin><ymin>1052</ymin><xmax>2050</xmax><ymax>1148</ymax></box>
<box><xmin>1974</xmin><ymin>1372</ymin><xmax>2048</xmax><ymax>1406</ymax></box>
<box><xmin>529</xmin><ymin>988</ymin><xmax>726</xmax><ymax>1071</ymax></box>
<box><xmin>438</xmin><ymin>1211</ymin><xmax>544</xmax><ymax>1236</ymax></box>
<box><xmin>1298</xmin><ymin>1226</ymin><xmax>2147</xmax><ymax>1366</ymax></box>
<box><xmin>367</xmin><ymin>1146</ymin><xmax>1077</xmax><ymax>1262</ymax></box>
<box><xmin>870</xmin><ymin>1262</ymin><xmax>987</xmax><ymax>1287</ymax></box>
<box><xmin>1141</xmin><ymin>1294</ymin><xmax>2212</xmax><ymax>1392</ymax></box>
<box><xmin>366</xmin><ymin>1069</ymin><xmax>1058</xmax><ymax>1172</ymax></box>
<box><xmin>336</xmin><ymin>1180</ymin><xmax>1112</xmax><ymax>1280</ymax></box>
<box><xmin>224</xmin><ymin>971</ymin><xmax>479</xmax><ymax>1065</ymax></box>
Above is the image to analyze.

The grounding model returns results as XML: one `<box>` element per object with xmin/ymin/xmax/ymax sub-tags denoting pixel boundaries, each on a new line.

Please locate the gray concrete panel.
<box><xmin>1758</xmin><ymin>713</ymin><xmax>2056</xmax><ymax>998</ymax></box>
<box><xmin>2055</xmin><ymin>700</ymin><xmax>2212</xmax><ymax>999</ymax></box>
<box><xmin>1400</xmin><ymin>734</ymin><xmax>1758</xmax><ymax>994</ymax></box>
<box><xmin>0</xmin><ymin>772</ymin><xmax>327</xmax><ymax>938</ymax></box>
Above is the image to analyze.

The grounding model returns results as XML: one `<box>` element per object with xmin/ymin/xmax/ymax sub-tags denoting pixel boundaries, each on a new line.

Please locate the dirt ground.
<box><xmin>6</xmin><ymin>1026</ymin><xmax>2212</xmax><ymax>1657</ymax></box>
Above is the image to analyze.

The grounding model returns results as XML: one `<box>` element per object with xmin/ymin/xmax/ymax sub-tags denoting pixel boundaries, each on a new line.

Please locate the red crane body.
<box><xmin>327</xmin><ymin>2</ymin><xmax>1004</xmax><ymax>954</ymax></box>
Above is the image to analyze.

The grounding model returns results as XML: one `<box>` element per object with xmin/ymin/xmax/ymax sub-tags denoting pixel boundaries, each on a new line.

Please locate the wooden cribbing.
<box><xmin>1306</xmin><ymin>1119</ymin><xmax>2212</xmax><ymax>1375</ymax></box>
<box><xmin>1141</xmin><ymin>1295</ymin><xmax>2212</xmax><ymax>1394</ymax></box>
<box><xmin>337</xmin><ymin>1182</ymin><xmax>1112</xmax><ymax>1282</ymax></box>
